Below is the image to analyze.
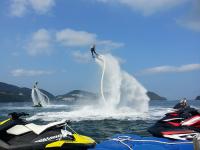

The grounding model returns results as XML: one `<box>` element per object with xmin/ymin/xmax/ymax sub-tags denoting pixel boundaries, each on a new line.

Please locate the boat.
<box><xmin>89</xmin><ymin>134</ymin><xmax>194</xmax><ymax>150</ymax></box>
<box><xmin>148</xmin><ymin>105</ymin><xmax>200</xmax><ymax>140</ymax></box>
<box><xmin>0</xmin><ymin>112</ymin><xmax>96</xmax><ymax>150</ymax></box>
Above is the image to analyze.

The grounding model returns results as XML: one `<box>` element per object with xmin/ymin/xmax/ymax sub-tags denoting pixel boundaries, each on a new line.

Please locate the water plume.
<box><xmin>96</xmin><ymin>54</ymin><xmax>149</xmax><ymax>112</ymax></box>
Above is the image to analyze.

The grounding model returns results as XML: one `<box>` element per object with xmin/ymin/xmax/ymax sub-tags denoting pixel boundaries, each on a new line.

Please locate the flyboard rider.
<box><xmin>90</xmin><ymin>44</ymin><xmax>99</xmax><ymax>58</ymax></box>
<box><xmin>34</xmin><ymin>81</ymin><xmax>38</xmax><ymax>88</ymax></box>
<box><xmin>33</xmin><ymin>81</ymin><xmax>42</xmax><ymax>107</ymax></box>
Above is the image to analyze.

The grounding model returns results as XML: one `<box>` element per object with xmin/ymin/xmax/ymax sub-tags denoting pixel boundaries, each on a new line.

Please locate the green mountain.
<box><xmin>56</xmin><ymin>90</ymin><xmax>98</xmax><ymax>103</ymax></box>
<box><xmin>146</xmin><ymin>91</ymin><xmax>167</xmax><ymax>100</ymax></box>
<box><xmin>0</xmin><ymin>82</ymin><xmax>55</xmax><ymax>102</ymax></box>
<box><xmin>57</xmin><ymin>90</ymin><xmax>167</xmax><ymax>102</ymax></box>
<box><xmin>0</xmin><ymin>82</ymin><xmax>167</xmax><ymax>102</ymax></box>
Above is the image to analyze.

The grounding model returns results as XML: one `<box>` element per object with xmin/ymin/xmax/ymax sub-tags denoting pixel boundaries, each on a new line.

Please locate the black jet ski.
<box><xmin>148</xmin><ymin>106</ymin><xmax>200</xmax><ymax>140</ymax></box>
<box><xmin>0</xmin><ymin>112</ymin><xmax>95</xmax><ymax>150</ymax></box>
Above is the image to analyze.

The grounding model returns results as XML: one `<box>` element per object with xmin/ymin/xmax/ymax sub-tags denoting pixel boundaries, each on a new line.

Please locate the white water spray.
<box><xmin>29</xmin><ymin>53</ymin><xmax>150</xmax><ymax>121</ymax></box>
<box><xmin>31</xmin><ymin>82</ymin><xmax>50</xmax><ymax>107</ymax></box>
<box><xmin>96</xmin><ymin>54</ymin><xmax>149</xmax><ymax>112</ymax></box>
<box><xmin>97</xmin><ymin>55</ymin><xmax>106</xmax><ymax>103</ymax></box>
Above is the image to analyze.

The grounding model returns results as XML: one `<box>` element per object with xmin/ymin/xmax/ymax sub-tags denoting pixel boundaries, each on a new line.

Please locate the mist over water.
<box><xmin>29</xmin><ymin>53</ymin><xmax>150</xmax><ymax>122</ymax></box>
<box><xmin>31</xmin><ymin>86</ymin><xmax>50</xmax><ymax>107</ymax></box>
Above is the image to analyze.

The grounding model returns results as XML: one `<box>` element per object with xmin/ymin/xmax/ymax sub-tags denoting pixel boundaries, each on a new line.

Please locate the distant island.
<box><xmin>56</xmin><ymin>90</ymin><xmax>98</xmax><ymax>103</ymax></box>
<box><xmin>0</xmin><ymin>82</ymin><xmax>167</xmax><ymax>102</ymax></box>
<box><xmin>146</xmin><ymin>91</ymin><xmax>167</xmax><ymax>100</ymax></box>
<box><xmin>195</xmin><ymin>96</ymin><xmax>200</xmax><ymax>100</ymax></box>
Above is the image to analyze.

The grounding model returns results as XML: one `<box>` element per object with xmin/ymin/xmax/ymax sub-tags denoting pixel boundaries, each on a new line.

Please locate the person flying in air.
<box><xmin>90</xmin><ymin>44</ymin><xmax>99</xmax><ymax>58</ymax></box>
<box><xmin>33</xmin><ymin>81</ymin><xmax>38</xmax><ymax>89</ymax></box>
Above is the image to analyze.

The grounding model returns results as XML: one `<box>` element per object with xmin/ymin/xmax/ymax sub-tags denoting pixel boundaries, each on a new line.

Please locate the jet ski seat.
<box><xmin>7</xmin><ymin>120</ymin><xmax>66</xmax><ymax>136</ymax></box>
<box><xmin>7</xmin><ymin>125</ymin><xmax>31</xmax><ymax>135</ymax></box>
<box><xmin>25</xmin><ymin>120</ymin><xmax>66</xmax><ymax>135</ymax></box>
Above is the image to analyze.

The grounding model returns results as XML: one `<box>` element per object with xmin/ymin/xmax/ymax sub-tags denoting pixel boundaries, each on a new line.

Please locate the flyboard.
<box><xmin>31</xmin><ymin>82</ymin><xmax>50</xmax><ymax>107</ymax></box>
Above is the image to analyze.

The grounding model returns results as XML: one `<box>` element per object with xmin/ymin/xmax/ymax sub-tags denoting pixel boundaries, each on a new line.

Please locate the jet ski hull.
<box><xmin>0</xmin><ymin>113</ymin><xmax>96</xmax><ymax>150</ymax></box>
<box><xmin>0</xmin><ymin>133</ymin><xmax>95</xmax><ymax>150</ymax></box>
<box><xmin>148</xmin><ymin>124</ymin><xmax>199</xmax><ymax>140</ymax></box>
<box><xmin>148</xmin><ymin>109</ymin><xmax>200</xmax><ymax>140</ymax></box>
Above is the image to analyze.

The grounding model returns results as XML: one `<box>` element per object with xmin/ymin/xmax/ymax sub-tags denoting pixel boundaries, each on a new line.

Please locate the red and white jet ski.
<box><xmin>148</xmin><ymin>106</ymin><xmax>200</xmax><ymax>140</ymax></box>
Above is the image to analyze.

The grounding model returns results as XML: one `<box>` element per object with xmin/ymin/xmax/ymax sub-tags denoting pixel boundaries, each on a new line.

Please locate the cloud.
<box><xmin>10</xmin><ymin>0</ymin><xmax>55</xmax><ymax>17</ymax></box>
<box><xmin>97</xmin><ymin>40</ymin><xmax>124</xmax><ymax>49</ymax></box>
<box><xmin>25</xmin><ymin>28</ymin><xmax>123</xmax><ymax>56</ymax></box>
<box><xmin>10</xmin><ymin>0</ymin><xmax>28</xmax><ymax>17</ymax></box>
<box><xmin>96</xmin><ymin>0</ymin><xmax>188</xmax><ymax>15</ymax></box>
<box><xmin>29</xmin><ymin>0</ymin><xmax>55</xmax><ymax>14</ymax></box>
<box><xmin>56</xmin><ymin>28</ymin><xmax>124</xmax><ymax>49</ymax></box>
<box><xmin>177</xmin><ymin>0</ymin><xmax>200</xmax><ymax>32</ymax></box>
<box><xmin>11</xmin><ymin>69</ymin><xmax>53</xmax><ymax>77</ymax></box>
<box><xmin>72</xmin><ymin>50</ymin><xmax>126</xmax><ymax>64</ymax></box>
<box><xmin>26</xmin><ymin>29</ymin><xmax>53</xmax><ymax>56</ymax></box>
<box><xmin>56</xmin><ymin>29</ymin><xmax>97</xmax><ymax>47</ymax></box>
<box><xmin>140</xmin><ymin>64</ymin><xmax>200</xmax><ymax>75</ymax></box>
<box><xmin>72</xmin><ymin>51</ymin><xmax>91</xmax><ymax>63</ymax></box>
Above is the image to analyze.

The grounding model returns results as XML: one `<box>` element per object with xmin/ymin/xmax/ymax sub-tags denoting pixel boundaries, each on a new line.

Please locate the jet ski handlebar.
<box><xmin>8</xmin><ymin>112</ymin><xmax>29</xmax><ymax>120</ymax></box>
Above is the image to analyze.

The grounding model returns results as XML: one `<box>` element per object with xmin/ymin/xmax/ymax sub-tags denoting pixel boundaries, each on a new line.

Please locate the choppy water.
<box><xmin>0</xmin><ymin>100</ymin><xmax>199</xmax><ymax>142</ymax></box>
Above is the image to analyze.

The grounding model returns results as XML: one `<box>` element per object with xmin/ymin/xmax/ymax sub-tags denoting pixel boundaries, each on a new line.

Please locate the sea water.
<box><xmin>0</xmin><ymin>100</ymin><xmax>199</xmax><ymax>142</ymax></box>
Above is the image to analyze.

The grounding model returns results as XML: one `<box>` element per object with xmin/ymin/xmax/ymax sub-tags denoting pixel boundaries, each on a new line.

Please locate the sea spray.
<box><xmin>96</xmin><ymin>54</ymin><xmax>149</xmax><ymax>112</ymax></box>
<box><xmin>96</xmin><ymin>55</ymin><xmax>122</xmax><ymax>108</ymax></box>
<box><xmin>31</xmin><ymin>88</ymin><xmax>39</xmax><ymax>106</ymax></box>
<box><xmin>29</xmin><ymin>53</ymin><xmax>150</xmax><ymax>121</ymax></box>
<box><xmin>31</xmin><ymin>86</ymin><xmax>50</xmax><ymax>106</ymax></box>
<box><xmin>120</xmin><ymin>71</ymin><xmax>149</xmax><ymax>112</ymax></box>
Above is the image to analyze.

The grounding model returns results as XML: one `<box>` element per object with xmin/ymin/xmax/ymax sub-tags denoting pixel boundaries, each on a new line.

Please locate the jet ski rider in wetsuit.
<box><xmin>173</xmin><ymin>98</ymin><xmax>190</xmax><ymax>110</ymax></box>
<box><xmin>173</xmin><ymin>98</ymin><xmax>199</xmax><ymax>118</ymax></box>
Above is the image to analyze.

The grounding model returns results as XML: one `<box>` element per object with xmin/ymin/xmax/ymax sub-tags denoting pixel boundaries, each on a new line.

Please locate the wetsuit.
<box><xmin>91</xmin><ymin>45</ymin><xmax>98</xmax><ymax>58</ymax></box>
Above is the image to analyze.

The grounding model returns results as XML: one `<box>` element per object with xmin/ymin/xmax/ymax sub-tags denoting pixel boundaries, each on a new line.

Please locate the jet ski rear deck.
<box><xmin>0</xmin><ymin>112</ymin><xmax>96</xmax><ymax>150</ymax></box>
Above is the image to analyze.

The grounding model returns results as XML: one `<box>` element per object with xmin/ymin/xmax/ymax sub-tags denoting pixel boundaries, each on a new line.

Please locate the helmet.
<box><xmin>180</xmin><ymin>98</ymin><xmax>187</xmax><ymax>107</ymax></box>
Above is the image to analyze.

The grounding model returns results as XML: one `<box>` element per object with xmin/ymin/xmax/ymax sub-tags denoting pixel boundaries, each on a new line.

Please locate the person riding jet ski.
<box><xmin>0</xmin><ymin>112</ymin><xmax>96</xmax><ymax>150</ymax></box>
<box><xmin>173</xmin><ymin>98</ymin><xmax>199</xmax><ymax>119</ymax></box>
<box><xmin>173</xmin><ymin>98</ymin><xmax>189</xmax><ymax>110</ymax></box>
<box><xmin>148</xmin><ymin>98</ymin><xmax>200</xmax><ymax>140</ymax></box>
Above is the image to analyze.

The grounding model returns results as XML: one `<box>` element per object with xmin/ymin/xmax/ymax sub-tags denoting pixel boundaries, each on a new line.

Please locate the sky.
<box><xmin>0</xmin><ymin>0</ymin><xmax>200</xmax><ymax>100</ymax></box>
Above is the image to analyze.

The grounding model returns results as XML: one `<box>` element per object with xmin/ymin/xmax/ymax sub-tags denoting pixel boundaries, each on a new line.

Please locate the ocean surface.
<box><xmin>0</xmin><ymin>100</ymin><xmax>200</xmax><ymax>142</ymax></box>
